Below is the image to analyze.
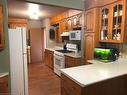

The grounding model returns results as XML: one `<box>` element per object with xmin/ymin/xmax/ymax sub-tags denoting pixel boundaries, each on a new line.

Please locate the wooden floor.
<box><xmin>28</xmin><ymin>63</ymin><xmax>61</xmax><ymax>95</ymax></box>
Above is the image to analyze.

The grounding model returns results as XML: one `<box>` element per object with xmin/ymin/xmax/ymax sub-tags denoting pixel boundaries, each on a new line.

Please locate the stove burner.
<box><xmin>55</xmin><ymin>50</ymin><xmax>73</xmax><ymax>53</ymax></box>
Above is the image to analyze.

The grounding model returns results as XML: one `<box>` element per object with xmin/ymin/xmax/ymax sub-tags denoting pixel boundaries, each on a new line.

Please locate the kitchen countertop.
<box><xmin>65</xmin><ymin>52</ymin><xmax>81</xmax><ymax>58</ymax></box>
<box><xmin>45</xmin><ymin>46</ymin><xmax>63</xmax><ymax>52</ymax></box>
<box><xmin>61</xmin><ymin>60</ymin><xmax>127</xmax><ymax>87</ymax></box>
<box><xmin>0</xmin><ymin>72</ymin><xmax>9</xmax><ymax>78</ymax></box>
<box><xmin>88</xmin><ymin>58</ymin><xmax>127</xmax><ymax>64</ymax></box>
<box><xmin>45</xmin><ymin>48</ymin><xmax>55</xmax><ymax>52</ymax></box>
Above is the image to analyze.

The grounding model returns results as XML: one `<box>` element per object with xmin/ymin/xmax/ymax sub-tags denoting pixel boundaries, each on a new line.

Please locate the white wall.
<box><xmin>28</xmin><ymin>20</ymin><xmax>42</xmax><ymax>28</ymax></box>
<box><xmin>42</xmin><ymin>18</ymin><xmax>56</xmax><ymax>48</ymax></box>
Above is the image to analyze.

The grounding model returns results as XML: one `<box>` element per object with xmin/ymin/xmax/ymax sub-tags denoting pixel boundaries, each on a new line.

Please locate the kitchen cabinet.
<box><xmin>0</xmin><ymin>76</ymin><xmax>8</xmax><ymax>93</ymax></box>
<box><xmin>50</xmin><ymin>9</ymin><xmax>82</xmax><ymax>43</ymax></box>
<box><xmin>72</xmin><ymin>14</ymin><xmax>82</xmax><ymax>29</ymax></box>
<box><xmin>50</xmin><ymin>16</ymin><xmax>58</xmax><ymax>25</ymax></box>
<box><xmin>0</xmin><ymin>6</ymin><xmax>5</xmax><ymax>50</ymax></box>
<box><xmin>8</xmin><ymin>18</ymin><xmax>28</xmax><ymax>29</ymax></box>
<box><xmin>61</xmin><ymin>67</ymin><xmax>127</xmax><ymax>95</ymax></box>
<box><xmin>99</xmin><ymin>1</ymin><xmax>127</xmax><ymax>43</ymax></box>
<box><xmin>66</xmin><ymin>18</ymin><xmax>72</xmax><ymax>31</ymax></box>
<box><xmin>45</xmin><ymin>49</ymin><xmax>54</xmax><ymax>69</ymax></box>
<box><xmin>84</xmin><ymin>8</ymin><xmax>100</xmax><ymax>64</ymax></box>
<box><xmin>50</xmin><ymin>12</ymin><xmax>68</xmax><ymax>25</ymax></box>
<box><xmin>59</xmin><ymin>20</ymin><xmax>67</xmax><ymax>42</ymax></box>
<box><xmin>65</xmin><ymin>55</ymin><xmax>81</xmax><ymax>68</ymax></box>
<box><xmin>84</xmin><ymin>33</ymin><xmax>94</xmax><ymax>64</ymax></box>
<box><xmin>61</xmin><ymin>74</ymin><xmax>81</xmax><ymax>95</ymax></box>
<box><xmin>68</xmin><ymin>9</ymin><xmax>82</xmax><ymax>17</ymax></box>
<box><xmin>85</xmin><ymin>0</ymin><xmax>117</xmax><ymax>10</ymax></box>
<box><xmin>100</xmin><ymin>6</ymin><xmax>111</xmax><ymax>41</ymax></box>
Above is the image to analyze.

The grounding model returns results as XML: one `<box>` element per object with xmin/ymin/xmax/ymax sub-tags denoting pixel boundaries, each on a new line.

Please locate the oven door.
<box><xmin>54</xmin><ymin>54</ymin><xmax>65</xmax><ymax>69</ymax></box>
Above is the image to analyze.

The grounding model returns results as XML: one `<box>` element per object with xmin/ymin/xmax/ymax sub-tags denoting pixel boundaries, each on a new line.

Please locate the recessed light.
<box><xmin>28</xmin><ymin>3</ymin><xmax>40</xmax><ymax>19</ymax></box>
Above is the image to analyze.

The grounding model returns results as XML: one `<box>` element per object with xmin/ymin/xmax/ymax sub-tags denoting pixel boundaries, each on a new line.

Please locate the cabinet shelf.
<box><xmin>99</xmin><ymin>1</ymin><xmax>126</xmax><ymax>43</ymax></box>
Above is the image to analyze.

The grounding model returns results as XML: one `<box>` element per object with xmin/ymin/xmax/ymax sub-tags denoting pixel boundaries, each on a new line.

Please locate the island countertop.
<box><xmin>61</xmin><ymin>63</ymin><xmax>127</xmax><ymax>87</ymax></box>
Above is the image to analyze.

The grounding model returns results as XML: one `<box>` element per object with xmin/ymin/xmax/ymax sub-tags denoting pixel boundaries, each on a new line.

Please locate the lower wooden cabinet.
<box><xmin>0</xmin><ymin>76</ymin><xmax>8</xmax><ymax>94</ymax></box>
<box><xmin>65</xmin><ymin>55</ymin><xmax>81</xmax><ymax>68</ymax></box>
<box><xmin>44</xmin><ymin>49</ymin><xmax>54</xmax><ymax>69</ymax></box>
<box><xmin>61</xmin><ymin>74</ymin><xmax>127</xmax><ymax>95</ymax></box>
<box><xmin>61</xmin><ymin>74</ymin><xmax>81</xmax><ymax>95</ymax></box>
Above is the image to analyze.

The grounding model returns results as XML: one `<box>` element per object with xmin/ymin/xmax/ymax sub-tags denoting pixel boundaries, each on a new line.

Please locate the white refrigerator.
<box><xmin>9</xmin><ymin>27</ymin><xmax>28</xmax><ymax>95</ymax></box>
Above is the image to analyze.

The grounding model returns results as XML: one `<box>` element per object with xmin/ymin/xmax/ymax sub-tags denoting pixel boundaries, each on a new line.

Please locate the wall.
<box><xmin>25</xmin><ymin>0</ymin><xmax>84</xmax><ymax>10</ymax></box>
<box><xmin>42</xmin><ymin>18</ymin><xmax>56</xmax><ymax>48</ymax></box>
<box><xmin>120</xmin><ymin>44</ymin><xmax>127</xmax><ymax>58</ymax></box>
<box><xmin>0</xmin><ymin>0</ymin><xmax>10</xmax><ymax>73</ymax></box>
<box><xmin>42</xmin><ymin>18</ymin><xmax>64</xmax><ymax>48</ymax></box>
<box><xmin>28</xmin><ymin>20</ymin><xmax>42</xmax><ymax>28</ymax></box>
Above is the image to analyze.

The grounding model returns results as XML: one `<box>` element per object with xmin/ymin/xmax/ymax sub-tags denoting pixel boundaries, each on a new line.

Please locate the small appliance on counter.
<box><xmin>94</xmin><ymin>47</ymin><xmax>119</xmax><ymax>62</ymax></box>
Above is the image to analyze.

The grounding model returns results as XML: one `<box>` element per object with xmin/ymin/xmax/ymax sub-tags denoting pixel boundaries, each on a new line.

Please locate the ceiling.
<box><xmin>8</xmin><ymin>0</ymin><xmax>69</xmax><ymax>20</ymax></box>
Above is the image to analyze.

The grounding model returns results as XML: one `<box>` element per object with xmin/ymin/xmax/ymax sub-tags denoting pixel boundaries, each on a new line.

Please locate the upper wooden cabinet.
<box><xmin>72</xmin><ymin>14</ymin><xmax>82</xmax><ymax>28</ymax></box>
<box><xmin>66</xmin><ymin>18</ymin><xmax>72</xmax><ymax>31</ymax></box>
<box><xmin>84</xmin><ymin>8</ymin><xmax>100</xmax><ymax>64</ymax></box>
<box><xmin>85</xmin><ymin>9</ymin><xmax>95</xmax><ymax>32</ymax></box>
<box><xmin>0</xmin><ymin>6</ymin><xmax>5</xmax><ymax>50</ymax></box>
<box><xmin>8</xmin><ymin>18</ymin><xmax>28</xmax><ymax>29</ymax></box>
<box><xmin>50</xmin><ymin>9</ymin><xmax>82</xmax><ymax>25</ymax></box>
<box><xmin>50</xmin><ymin>9</ymin><xmax>82</xmax><ymax>43</ymax></box>
<box><xmin>85</xmin><ymin>8</ymin><xmax>100</xmax><ymax>35</ymax></box>
<box><xmin>85</xmin><ymin>0</ymin><xmax>117</xmax><ymax>10</ymax></box>
<box><xmin>99</xmin><ymin>1</ymin><xmax>127</xmax><ymax>43</ymax></box>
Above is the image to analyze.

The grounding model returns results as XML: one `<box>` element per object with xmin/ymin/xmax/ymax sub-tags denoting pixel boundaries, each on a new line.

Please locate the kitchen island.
<box><xmin>61</xmin><ymin>62</ymin><xmax>127</xmax><ymax>95</ymax></box>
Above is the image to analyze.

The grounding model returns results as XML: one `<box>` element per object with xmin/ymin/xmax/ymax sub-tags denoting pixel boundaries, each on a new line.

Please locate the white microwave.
<box><xmin>69</xmin><ymin>30</ymin><xmax>81</xmax><ymax>40</ymax></box>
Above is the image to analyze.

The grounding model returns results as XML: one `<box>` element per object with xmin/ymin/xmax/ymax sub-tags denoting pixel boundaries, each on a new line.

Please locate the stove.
<box><xmin>54</xmin><ymin>44</ymin><xmax>78</xmax><ymax>76</ymax></box>
<box><xmin>55</xmin><ymin>49</ymin><xmax>73</xmax><ymax>53</ymax></box>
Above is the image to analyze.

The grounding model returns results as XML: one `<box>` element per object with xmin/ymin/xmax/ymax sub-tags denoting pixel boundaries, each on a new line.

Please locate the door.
<box><xmin>84</xmin><ymin>33</ymin><xmax>94</xmax><ymax>64</ymax></box>
<box><xmin>85</xmin><ymin>9</ymin><xmax>95</xmax><ymax>32</ymax></box>
<box><xmin>30</xmin><ymin>28</ymin><xmax>44</xmax><ymax>63</ymax></box>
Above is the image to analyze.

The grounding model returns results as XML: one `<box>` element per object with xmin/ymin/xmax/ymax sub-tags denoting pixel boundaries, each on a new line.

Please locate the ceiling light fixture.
<box><xmin>28</xmin><ymin>3</ymin><xmax>40</xmax><ymax>20</ymax></box>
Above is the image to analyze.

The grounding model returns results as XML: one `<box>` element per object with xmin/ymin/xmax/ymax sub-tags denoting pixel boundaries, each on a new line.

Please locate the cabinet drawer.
<box><xmin>61</xmin><ymin>74</ymin><xmax>81</xmax><ymax>95</ymax></box>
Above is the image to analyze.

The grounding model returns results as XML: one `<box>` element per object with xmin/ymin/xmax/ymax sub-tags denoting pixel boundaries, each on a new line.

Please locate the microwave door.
<box><xmin>70</xmin><ymin>33</ymin><xmax>76</xmax><ymax>40</ymax></box>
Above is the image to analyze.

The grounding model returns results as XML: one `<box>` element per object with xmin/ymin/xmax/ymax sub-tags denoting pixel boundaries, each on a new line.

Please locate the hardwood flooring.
<box><xmin>28</xmin><ymin>63</ymin><xmax>61</xmax><ymax>95</ymax></box>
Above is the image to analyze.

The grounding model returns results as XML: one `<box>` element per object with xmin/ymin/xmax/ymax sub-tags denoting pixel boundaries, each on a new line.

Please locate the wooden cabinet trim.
<box><xmin>0</xmin><ymin>5</ymin><xmax>5</xmax><ymax>50</ymax></box>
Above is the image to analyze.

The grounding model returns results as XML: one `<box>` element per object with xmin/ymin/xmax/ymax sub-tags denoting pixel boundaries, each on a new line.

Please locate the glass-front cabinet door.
<box><xmin>0</xmin><ymin>6</ymin><xmax>4</xmax><ymax>50</ymax></box>
<box><xmin>100</xmin><ymin>7</ymin><xmax>110</xmax><ymax>41</ymax></box>
<box><xmin>100</xmin><ymin>1</ymin><xmax>126</xmax><ymax>43</ymax></box>
<box><xmin>111</xmin><ymin>2</ymin><xmax>123</xmax><ymax>42</ymax></box>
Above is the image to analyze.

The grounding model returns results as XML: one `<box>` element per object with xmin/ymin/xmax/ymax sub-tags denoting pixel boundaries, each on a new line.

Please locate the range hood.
<box><xmin>60</xmin><ymin>32</ymin><xmax>70</xmax><ymax>36</ymax></box>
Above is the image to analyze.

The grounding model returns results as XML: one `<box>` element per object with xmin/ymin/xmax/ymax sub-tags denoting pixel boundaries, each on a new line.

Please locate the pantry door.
<box><xmin>30</xmin><ymin>28</ymin><xmax>44</xmax><ymax>63</ymax></box>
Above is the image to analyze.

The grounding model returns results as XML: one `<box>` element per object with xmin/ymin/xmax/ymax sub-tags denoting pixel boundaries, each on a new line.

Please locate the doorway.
<box><xmin>30</xmin><ymin>28</ymin><xmax>44</xmax><ymax>63</ymax></box>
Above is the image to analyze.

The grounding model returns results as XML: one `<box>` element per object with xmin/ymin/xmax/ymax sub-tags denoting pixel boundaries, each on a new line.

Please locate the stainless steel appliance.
<box><xmin>69</xmin><ymin>30</ymin><xmax>81</xmax><ymax>40</ymax></box>
<box><xmin>54</xmin><ymin>44</ymin><xmax>78</xmax><ymax>76</ymax></box>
